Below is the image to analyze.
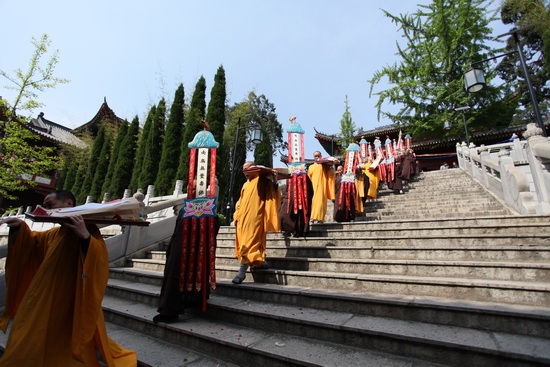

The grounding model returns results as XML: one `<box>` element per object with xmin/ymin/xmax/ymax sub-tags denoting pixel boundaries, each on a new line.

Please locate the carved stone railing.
<box><xmin>0</xmin><ymin>180</ymin><xmax>187</xmax><ymax>264</ymax></box>
<box><xmin>457</xmin><ymin>123</ymin><xmax>550</xmax><ymax>214</ymax></box>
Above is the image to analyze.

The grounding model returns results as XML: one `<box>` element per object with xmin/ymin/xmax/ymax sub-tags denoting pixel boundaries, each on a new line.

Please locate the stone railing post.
<box><xmin>85</xmin><ymin>196</ymin><xmax>93</xmax><ymax>204</ymax></box>
<box><xmin>123</xmin><ymin>189</ymin><xmax>132</xmax><ymax>199</ymax></box>
<box><xmin>499</xmin><ymin>145</ymin><xmax>536</xmax><ymax>214</ymax></box>
<box><xmin>102</xmin><ymin>193</ymin><xmax>110</xmax><ymax>204</ymax></box>
<box><xmin>173</xmin><ymin>180</ymin><xmax>184</xmax><ymax>196</ymax></box>
<box><xmin>524</xmin><ymin>123</ymin><xmax>550</xmax><ymax>213</ymax></box>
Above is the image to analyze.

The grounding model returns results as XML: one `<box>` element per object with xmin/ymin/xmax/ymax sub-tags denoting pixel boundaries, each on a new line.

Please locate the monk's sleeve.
<box><xmin>326</xmin><ymin>166</ymin><xmax>336</xmax><ymax>200</ymax></box>
<box><xmin>0</xmin><ymin>223</ymin><xmax>53</xmax><ymax>331</ymax></box>
<box><xmin>264</xmin><ymin>179</ymin><xmax>281</xmax><ymax>233</ymax></box>
<box><xmin>71</xmin><ymin>225</ymin><xmax>109</xmax><ymax>360</ymax></box>
<box><xmin>233</xmin><ymin>183</ymin><xmax>247</xmax><ymax>223</ymax></box>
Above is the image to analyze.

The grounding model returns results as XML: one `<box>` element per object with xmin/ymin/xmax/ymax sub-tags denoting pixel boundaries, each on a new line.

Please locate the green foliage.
<box><xmin>140</xmin><ymin>99</ymin><xmax>166</xmax><ymax>190</ymax></box>
<box><xmin>0</xmin><ymin>118</ymin><xmax>58</xmax><ymax>200</ymax></box>
<box><xmin>369</xmin><ymin>0</ymin><xmax>509</xmax><ymax>139</ymax></box>
<box><xmin>130</xmin><ymin>105</ymin><xmax>155</xmax><ymax>192</ymax></box>
<box><xmin>155</xmin><ymin>85</ymin><xmax>185</xmax><ymax>195</ymax></box>
<box><xmin>90</xmin><ymin>129</ymin><xmax>113</xmax><ymax>202</ymax></box>
<box><xmin>206</xmin><ymin>66</ymin><xmax>228</xmax><ymax>205</ymax></box>
<box><xmin>111</xmin><ymin>115</ymin><xmax>140</xmax><ymax>199</ymax></box>
<box><xmin>0</xmin><ymin>34</ymin><xmax>68</xmax><ymax>117</ymax></box>
<box><xmin>339</xmin><ymin>96</ymin><xmax>357</xmax><ymax>146</ymax></box>
<box><xmin>78</xmin><ymin>125</ymin><xmax>108</xmax><ymax>203</ymax></box>
<box><xmin>102</xmin><ymin>119</ymin><xmax>129</xmax><ymax>196</ymax></box>
<box><xmin>498</xmin><ymin>0</ymin><xmax>549</xmax><ymax>116</ymax></box>
<box><xmin>178</xmin><ymin>76</ymin><xmax>207</xmax><ymax>187</ymax></box>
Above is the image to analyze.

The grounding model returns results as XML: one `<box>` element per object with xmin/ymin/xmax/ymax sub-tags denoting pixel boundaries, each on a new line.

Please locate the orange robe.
<box><xmin>354</xmin><ymin>173</ymin><xmax>367</xmax><ymax>214</ymax></box>
<box><xmin>364</xmin><ymin>163</ymin><xmax>381</xmax><ymax>199</ymax></box>
<box><xmin>307</xmin><ymin>163</ymin><xmax>336</xmax><ymax>221</ymax></box>
<box><xmin>0</xmin><ymin>222</ymin><xmax>136</xmax><ymax>367</ymax></box>
<box><xmin>234</xmin><ymin>175</ymin><xmax>280</xmax><ymax>267</ymax></box>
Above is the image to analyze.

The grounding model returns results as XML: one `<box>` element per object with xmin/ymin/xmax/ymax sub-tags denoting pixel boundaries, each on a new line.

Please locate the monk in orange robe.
<box><xmin>307</xmin><ymin>151</ymin><xmax>336</xmax><ymax>223</ymax></box>
<box><xmin>364</xmin><ymin>159</ymin><xmax>381</xmax><ymax>199</ymax></box>
<box><xmin>232</xmin><ymin>162</ymin><xmax>280</xmax><ymax>284</ymax></box>
<box><xmin>0</xmin><ymin>190</ymin><xmax>136</xmax><ymax>367</ymax></box>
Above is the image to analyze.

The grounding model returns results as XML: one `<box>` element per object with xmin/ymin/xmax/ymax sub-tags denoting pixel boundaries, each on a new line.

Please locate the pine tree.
<box><xmin>130</xmin><ymin>106</ymin><xmax>155</xmax><ymax>192</ymax></box>
<box><xmin>369</xmin><ymin>0</ymin><xmax>506</xmax><ymax>139</ymax></box>
<box><xmin>78</xmin><ymin>125</ymin><xmax>107</xmax><ymax>203</ymax></box>
<box><xmin>339</xmin><ymin>96</ymin><xmax>356</xmax><ymax>147</ymax></box>
<box><xmin>206</xmin><ymin>66</ymin><xmax>228</xmax><ymax>204</ymax></box>
<box><xmin>90</xmin><ymin>131</ymin><xmax>112</xmax><ymax>202</ymax></box>
<box><xmin>102</xmin><ymin>119</ymin><xmax>129</xmax><ymax>196</ymax></box>
<box><xmin>155</xmin><ymin>85</ymin><xmax>184</xmax><ymax>195</ymax></box>
<box><xmin>178</xmin><ymin>76</ymin><xmax>206</xmax><ymax>187</ymax></box>
<box><xmin>139</xmin><ymin>99</ymin><xmax>166</xmax><ymax>190</ymax></box>
<box><xmin>111</xmin><ymin>115</ymin><xmax>140</xmax><ymax>198</ymax></box>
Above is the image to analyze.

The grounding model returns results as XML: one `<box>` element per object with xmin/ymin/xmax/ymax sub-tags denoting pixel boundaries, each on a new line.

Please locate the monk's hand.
<box><xmin>1</xmin><ymin>217</ymin><xmax>22</xmax><ymax>228</ymax></box>
<box><xmin>64</xmin><ymin>215</ymin><xmax>90</xmax><ymax>240</ymax></box>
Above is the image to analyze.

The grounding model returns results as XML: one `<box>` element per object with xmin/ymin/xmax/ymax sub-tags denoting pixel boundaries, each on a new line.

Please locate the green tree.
<box><xmin>369</xmin><ymin>0</ymin><xmax>507</xmax><ymax>140</ymax></box>
<box><xmin>206</xmin><ymin>66</ymin><xmax>228</xmax><ymax>204</ymax></box>
<box><xmin>339</xmin><ymin>96</ymin><xmax>357</xmax><ymax>147</ymax></box>
<box><xmin>178</xmin><ymin>76</ymin><xmax>207</xmax><ymax>187</ymax></box>
<box><xmin>0</xmin><ymin>34</ymin><xmax>69</xmax><ymax>117</ymax></box>
<box><xmin>155</xmin><ymin>85</ymin><xmax>185</xmax><ymax>195</ymax></box>
<box><xmin>70</xmin><ymin>149</ymin><xmax>90</xmax><ymax>203</ymax></box>
<box><xmin>90</xmin><ymin>130</ymin><xmax>113</xmax><ymax>202</ymax></box>
<box><xmin>111</xmin><ymin>115</ymin><xmax>140</xmax><ymax>198</ymax></box>
<box><xmin>78</xmin><ymin>125</ymin><xmax>107</xmax><ymax>203</ymax></box>
<box><xmin>102</xmin><ymin>119</ymin><xmax>129</xmax><ymax>197</ymax></box>
<box><xmin>130</xmin><ymin>106</ymin><xmax>155</xmax><ymax>192</ymax></box>
<box><xmin>140</xmin><ymin>99</ymin><xmax>166</xmax><ymax>190</ymax></box>
<box><xmin>497</xmin><ymin>0</ymin><xmax>550</xmax><ymax>123</ymax></box>
<box><xmin>223</xmin><ymin>91</ymin><xmax>284</xmax><ymax>211</ymax></box>
<box><xmin>0</xmin><ymin>34</ymin><xmax>67</xmax><ymax>203</ymax></box>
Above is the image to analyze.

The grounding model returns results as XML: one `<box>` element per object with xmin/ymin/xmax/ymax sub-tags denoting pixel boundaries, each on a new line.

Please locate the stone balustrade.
<box><xmin>457</xmin><ymin>123</ymin><xmax>550</xmax><ymax>214</ymax></box>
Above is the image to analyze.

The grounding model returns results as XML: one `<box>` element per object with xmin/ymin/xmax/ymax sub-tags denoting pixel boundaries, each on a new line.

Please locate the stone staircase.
<box><xmin>101</xmin><ymin>169</ymin><xmax>550</xmax><ymax>366</ymax></box>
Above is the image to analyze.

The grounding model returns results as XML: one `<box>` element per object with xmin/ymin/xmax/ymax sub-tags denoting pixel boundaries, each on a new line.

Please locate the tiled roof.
<box><xmin>28</xmin><ymin>113</ymin><xmax>86</xmax><ymax>148</ymax></box>
<box><xmin>71</xmin><ymin>97</ymin><xmax>124</xmax><ymax>134</ymax></box>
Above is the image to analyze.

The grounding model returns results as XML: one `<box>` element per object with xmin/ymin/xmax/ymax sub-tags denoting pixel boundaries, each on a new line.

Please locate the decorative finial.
<box><xmin>200</xmin><ymin>119</ymin><xmax>210</xmax><ymax>131</ymax></box>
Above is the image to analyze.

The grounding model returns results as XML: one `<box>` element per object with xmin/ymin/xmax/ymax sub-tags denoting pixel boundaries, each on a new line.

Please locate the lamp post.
<box><xmin>463</xmin><ymin>24</ymin><xmax>546</xmax><ymax>137</ymax></box>
<box><xmin>455</xmin><ymin>106</ymin><xmax>471</xmax><ymax>146</ymax></box>
<box><xmin>226</xmin><ymin>117</ymin><xmax>263</xmax><ymax>224</ymax></box>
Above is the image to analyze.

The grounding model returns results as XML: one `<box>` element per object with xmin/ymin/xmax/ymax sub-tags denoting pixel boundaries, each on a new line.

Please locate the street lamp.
<box><xmin>463</xmin><ymin>24</ymin><xmax>546</xmax><ymax>137</ymax></box>
<box><xmin>226</xmin><ymin>117</ymin><xmax>263</xmax><ymax>224</ymax></box>
<box><xmin>455</xmin><ymin>106</ymin><xmax>471</xmax><ymax>146</ymax></box>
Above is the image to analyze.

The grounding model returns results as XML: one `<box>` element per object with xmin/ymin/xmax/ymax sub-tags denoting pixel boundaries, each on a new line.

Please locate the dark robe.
<box><xmin>279</xmin><ymin>175</ymin><xmax>313</xmax><ymax>237</ymax></box>
<box><xmin>157</xmin><ymin>210</ymin><xmax>219</xmax><ymax>315</ymax></box>
<box><xmin>401</xmin><ymin>153</ymin><xmax>415</xmax><ymax>181</ymax></box>
<box><xmin>333</xmin><ymin>173</ymin><xmax>356</xmax><ymax>222</ymax></box>
<box><xmin>387</xmin><ymin>161</ymin><xmax>404</xmax><ymax>191</ymax></box>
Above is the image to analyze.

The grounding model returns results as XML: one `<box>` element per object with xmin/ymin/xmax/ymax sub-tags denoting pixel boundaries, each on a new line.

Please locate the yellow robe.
<box><xmin>355</xmin><ymin>174</ymin><xmax>366</xmax><ymax>214</ymax></box>
<box><xmin>364</xmin><ymin>163</ymin><xmax>381</xmax><ymax>199</ymax></box>
<box><xmin>307</xmin><ymin>163</ymin><xmax>336</xmax><ymax>221</ymax></box>
<box><xmin>0</xmin><ymin>223</ymin><xmax>136</xmax><ymax>367</ymax></box>
<box><xmin>234</xmin><ymin>176</ymin><xmax>280</xmax><ymax>267</ymax></box>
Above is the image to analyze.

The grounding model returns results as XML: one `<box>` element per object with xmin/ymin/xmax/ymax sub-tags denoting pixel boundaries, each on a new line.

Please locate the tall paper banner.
<box><xmin>336</xmin><ymin>142</ymin><xmax>359</xmax><ymax>222</ymax></box>
<box><xmin>286</xmin><ymin>117</ymin><xmax>309</xmax><ymax>223</ymax></box>
<box><xmin>179</xmin><ymin>120</ymin><xmax>219</xmax><ymax>311</ymax></box>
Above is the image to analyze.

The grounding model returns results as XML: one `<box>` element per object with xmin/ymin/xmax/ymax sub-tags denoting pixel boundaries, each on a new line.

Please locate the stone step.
<box><xmin>361</xmin><ymin>209</ymin><xmax>511</xmax><ymax>220</ymax></box>
<box><xmin>214</xmin><ymin>233</ymin><xmax>550</xmax><ymax>248</ymax></box>
<box><xmin>107</xmin><ymin>273</ymin><xmax>550</xmax><ymax>339</ymax></box>
<box><xmin>365</xmin><ymin>196</ymin><xmax>500</xmax><ymax>207</ymax></box>
<box><xmin>135</xmin><ymin>255</ymin><xmax>550</xmax><ymax>282</ymax></box>
<box><xmin>102</xmin><ymin>292</ymin><xmax>441</xmax><ymax>367</ymax></box>
<box><xmin>216</xmin><ymin>215</ymin><xmax>550</xmax><ymax>234</ymax></box>
<box><xmin>213</xmin><ymin>266</ymin><xmax>550</xmax><ymax>307</ymax></box>
<box><xmin>103</xmin><ymin>277</ymin><xmax>550</xmax><ymax>366</ymax></box>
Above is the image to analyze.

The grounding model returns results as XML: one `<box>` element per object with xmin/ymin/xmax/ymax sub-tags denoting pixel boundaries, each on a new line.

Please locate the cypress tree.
<box><xmin>78</xmin><ymin>126</ymin><xmax>107</xmax><ymax>203</ymax></box>
<box><xmin>139</xmin><ymin>98</ymin><xmax>166</xmax><ymax>190</ymax></box>
<box><xmin>111</xmin><ymin>115</ymin><xmax>140</xmax><ymax>198</ymax></box>
<box><xmin>177</xmin><ymin>76</ymin><xmax>206</xmax><ymax>187</ymax></box>
<box><xmin>102</xmin><ymin>119</ymin><xmax>129</xmax><ymax>196</ymax></box>
<box><xmin>62</xmin><ymin>157</ymin><xmax>78</xmax><ymax>192</ymax></box>
<box><xmin>155</xmin><ymin>85</ymin><xmax>185</xmax><ymax>195</ymax></box>
<box><xmin>71</xmin><ymin>148</ymin><xmax>89</xmax><ymax>204</ymax></box>
<box><xmin>130</xmin><ymin>106</ymin><xmax>155</xmax><ymax>192</ymax></box>
<box><xmin>90</xmin><ymin>131</ymin><xmax>112</xmax><ymax>202</ymax></box>
<box><xmin>206</xmin><ymin>66</ymin><xmax>227</xmax><ymax>204</ymax></box>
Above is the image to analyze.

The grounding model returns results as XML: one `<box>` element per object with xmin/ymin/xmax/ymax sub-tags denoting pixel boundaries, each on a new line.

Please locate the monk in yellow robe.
<box><xmin>232</xmin><ymin>162</ymin><xmax>280</xmax><ymax>284</ymax></box>
<box><xmin>354</xmin><ymin>168</ymin><xmax>369</xmax><ymax>214</ymax></box>
<box><xmin>0</xmin><ymin>190</ymin><xmax>136</xmax><ymax>367</ymax></box>
<box><xmin>307</xmin><ymin>151</ymin><xmax>336</xmax><ymax>223</ymax></box>
<box><xmin>364</xmin><ymin>159</ymin><xmax>381</xmax><ymax>199</ymax></box>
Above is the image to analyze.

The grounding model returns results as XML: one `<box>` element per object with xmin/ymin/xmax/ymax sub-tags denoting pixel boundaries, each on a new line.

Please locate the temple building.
<box><xmin>314</xmin><ymin>121</ymin><xmax>548</xmax><ymax>171</ymax></box>
<box><xmin>3</xmin><ymin>98</ymin><xmax>123</xmax><ymax>210</ymax></box>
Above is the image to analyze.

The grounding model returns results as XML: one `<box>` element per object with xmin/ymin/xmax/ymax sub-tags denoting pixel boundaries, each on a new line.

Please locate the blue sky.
<box><xmin>2</xmin><ymin>1</ymin><xmax>510</xmax><ymax>164</ymax></box>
